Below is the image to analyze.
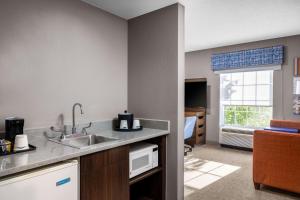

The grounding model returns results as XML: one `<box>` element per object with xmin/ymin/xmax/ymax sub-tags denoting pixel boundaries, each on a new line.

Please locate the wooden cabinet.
<box><xmin>80</xmin><ymin>136</ymin><xmax>166</xmax><ymax>200</ymax></box>
<box><xmin>81</xmin><ymin>145</ymin><xmax>130</xmax><ymax>200</ymax></box>
<box><xmin>185</xmin><ymin>107</ymin><xmax>206</xmax><ymax>146</ymax></box>
<box><xmin>130</xmin><ymin>136</ymin><xmax>166</xmax><ymax>200</ymax></box>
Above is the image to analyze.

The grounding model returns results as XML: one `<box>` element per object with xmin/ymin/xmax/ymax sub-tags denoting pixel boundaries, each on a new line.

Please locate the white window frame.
<box><xmin>219</xmin><ymin>70</ymin><xmax>274</xmax><ymax>129</ymax></box>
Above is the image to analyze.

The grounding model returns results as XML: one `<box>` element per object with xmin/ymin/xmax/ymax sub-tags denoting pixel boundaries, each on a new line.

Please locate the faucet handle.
<box><xmin>50</xmin><ymin>125</ymin><xmax>67</xmax><ymax>135</ymax></box>
<box><xmin>46</xmin><ymin>125</ymin><xmax>67</xmax><ymax>140</ymax></box>
<box><xmin>50</xmin><ymin>126</ymin><xmax>65</xmax><ymax>133</ymax></box>
<box><xmin>81</xmin><ymin>122</ymin><xmax>92</xmax><ymax>135</ymax></box>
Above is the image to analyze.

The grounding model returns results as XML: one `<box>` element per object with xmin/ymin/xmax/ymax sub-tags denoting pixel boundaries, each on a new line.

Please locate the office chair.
<box><xmin>184</xmin><ymin>116</ymin><xmax>197</xmax><ymax>156</ymax></box>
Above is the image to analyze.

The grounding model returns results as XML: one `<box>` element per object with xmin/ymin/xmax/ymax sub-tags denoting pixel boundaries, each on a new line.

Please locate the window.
<box><xmin>220</xmin><ymin>70</ymin><xmax>273</xmax><ymax>128</ymax></box>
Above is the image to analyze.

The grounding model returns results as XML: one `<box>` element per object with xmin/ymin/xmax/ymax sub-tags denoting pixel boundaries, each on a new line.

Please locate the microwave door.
<box><xmin>129</xmin><ymin>149</ymin><xmax>153</xmax><ymax>178</ymax></box>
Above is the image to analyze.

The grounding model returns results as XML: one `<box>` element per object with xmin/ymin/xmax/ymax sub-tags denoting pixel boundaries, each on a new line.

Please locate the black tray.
<box><xmin>0</xmin><ymin>144</ymin><xmax>37</xmax><ymax>156</ymax></box>
<box><xmin>114</xmin><ymin>126</ymin><xmax>143</xmax><ymax>132</ymax></box>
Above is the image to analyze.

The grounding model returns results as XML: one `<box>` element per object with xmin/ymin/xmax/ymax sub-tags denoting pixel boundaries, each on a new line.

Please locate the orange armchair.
<box><xmin>253</xmin><ymin>120</ymin><xmax>300</xmax><ymax>193</ymax></box>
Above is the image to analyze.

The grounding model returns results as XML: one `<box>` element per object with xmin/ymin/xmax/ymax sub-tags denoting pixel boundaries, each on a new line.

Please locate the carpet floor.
<box><xmin>184</xmin><ymin>144</ymin><xmax>300</xmax><ymax>200</ymax></box>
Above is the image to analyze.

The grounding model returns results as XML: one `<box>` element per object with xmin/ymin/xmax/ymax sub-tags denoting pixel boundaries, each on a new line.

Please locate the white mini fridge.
<box><xmin>0</xmin><ymin>160</ymin><xmax>78</xmax><ymax>200</ymax></box>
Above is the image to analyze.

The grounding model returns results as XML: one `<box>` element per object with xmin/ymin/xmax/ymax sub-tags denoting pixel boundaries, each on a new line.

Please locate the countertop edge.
<box><xmin>0</xmin><ymin>130</ymin><xmax>169</xmax><ymax>178</ymax></box>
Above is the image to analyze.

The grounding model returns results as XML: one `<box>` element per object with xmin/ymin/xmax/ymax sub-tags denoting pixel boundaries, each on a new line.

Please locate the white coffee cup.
<box><xmin>120</xmin><ymin>120</ymin><xmax>128</xmax><ymax>129</ymax></box>
<box><xmin>133</xmin><ymin>119</ymin><xmax>141</xmax><ymax>129</ymax></box>
<box><xmin>14</xmin><ymin>135</ymin><xmax>29</xmax><ymax>152</ymax></box>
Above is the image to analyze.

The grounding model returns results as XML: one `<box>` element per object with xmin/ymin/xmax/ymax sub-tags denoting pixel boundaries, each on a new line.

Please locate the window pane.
<box><xmin>257</xmin><ymin>71</ymin><xmax>272</xmax><ymax>84</ymax></box>
<box><xmin>235</xmin><ymin>106</ymin><xmax>248</xmax><ymax>126</ymax></box>
<box><xmin>257</xmin><ymin>85</ymin><xmax>271</xmax><ymax>101</ymax></box>
<box><xmin>231</xmin><ymin>73</ymin><xmax>243</xmax><ymax>85</ymax></box>
<box><xmin>255</xmin><ymin>107</ymin><xmax>272</xmax><ymax>127</ymax></box>
<box><xmin>244</xmin><ymin>72</ymin><xmax>256</xmax><ymax>85</ymax></box>
<box><xmin>221</xmin><ymin>83</ymin><xmax>233</xmax><ymax>101</ymax></box>
<box><xmin>231</xmin><ymin>86</ymin><xmax>243</xmax><ymax>100</ymax></box>
<box><xmin>221</xmin><ymin>73</ymin><xmax>231</xmax><ymax>82</ymax></box>
<box><xmin>243</xmin><ymin>85</ymin><xmax>255</xmax><ymax>101</ymax></box>
<box><xmin>224</xmin><ymin>106</ymin><xmax>235</xmax><ymax>125</ymax></box>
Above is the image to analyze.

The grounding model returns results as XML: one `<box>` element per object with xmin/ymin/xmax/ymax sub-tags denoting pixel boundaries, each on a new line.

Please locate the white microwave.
<box><xmin>129</xmin><ymin>143</ymin><xmax>158</xmax><ymax>178</ymax></box>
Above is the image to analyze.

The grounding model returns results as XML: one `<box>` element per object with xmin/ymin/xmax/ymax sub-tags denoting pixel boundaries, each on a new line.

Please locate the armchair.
<box><xmin>253</xmin><ymin>120</ymin><xmax>300</xmax><ymax>193</ymax></box>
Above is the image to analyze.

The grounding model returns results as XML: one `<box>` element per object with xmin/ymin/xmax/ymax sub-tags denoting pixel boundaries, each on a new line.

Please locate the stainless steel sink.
<box><xmin>50</xmin><ymin>134</ymin><xmax>118</xmax><ymax>149</ymax></box>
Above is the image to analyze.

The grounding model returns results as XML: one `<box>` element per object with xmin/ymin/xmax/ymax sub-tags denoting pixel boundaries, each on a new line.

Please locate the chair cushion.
<box><xmin>264</xmin><ymin>127</ymin><xmax>299</xmax><ymax>133</ymax></box>
<box><xmin>184</xmin><ymin>116</ymin><xmax>197</xmax><ymax>139</ymax></box>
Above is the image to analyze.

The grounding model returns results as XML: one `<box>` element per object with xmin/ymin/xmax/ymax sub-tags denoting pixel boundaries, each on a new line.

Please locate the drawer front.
<box><xmin>195</xmin><ymin>126</ymin><xmax>205</xmax><ymax>144</ymax></box>
<box><xmin>197</xmin><ymin>117</ymin><xmax>205</xmax><ymax>126</ymax></box>
<box><xmin>197</xmin><ymin>126</ymin><xmax>205</xmax><ymax>134</ymax></box>
<box><xmin>198</xmin><ymin>111</ymin><xmax>205</xmax><ymax>117</ymax></box>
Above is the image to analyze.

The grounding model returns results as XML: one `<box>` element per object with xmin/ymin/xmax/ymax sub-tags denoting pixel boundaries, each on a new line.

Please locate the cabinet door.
<box><xmin>81</xmin><ymin>145</ymin><xmax>129</xmax><ymax>200</ymax></box>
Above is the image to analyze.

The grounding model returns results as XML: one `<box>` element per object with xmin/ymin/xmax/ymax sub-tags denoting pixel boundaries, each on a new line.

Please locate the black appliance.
<box><xmin>118</xmin><ymin>110</ymin><xmax>134</xmax><ymax>129</ymax></box>
<box><xmin>5</xmin><ymin>117</ymin><xmax>24</xmax><ymax>143</ymax></box>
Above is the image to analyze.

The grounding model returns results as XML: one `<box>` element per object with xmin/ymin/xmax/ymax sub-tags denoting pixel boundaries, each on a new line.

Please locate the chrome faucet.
<box><xmin>72</xmin><ymin>103</ymin><xmax>83</xmax><ymax>134</ymax></box>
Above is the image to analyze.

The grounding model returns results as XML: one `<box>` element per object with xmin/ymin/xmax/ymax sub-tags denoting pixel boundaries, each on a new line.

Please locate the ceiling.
<box><xmin>185</xmin><ymin>0</ymin><xmax>300</xmax><ymax>52</ymax></box>
<box><xmin>81</xmin><ymin>0</ymin><xmax>178</xmax><ymax>19</ymax></box>
<box><xmin>82</xmin><ymin>0</ymin><xmax>300</xmax><ymax>52</ymax></box>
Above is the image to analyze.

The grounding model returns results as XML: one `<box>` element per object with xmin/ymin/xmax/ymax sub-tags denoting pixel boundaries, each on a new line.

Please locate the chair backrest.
<box><xmin>184</xmin><ymin>116</ymin><xmax>197</xmax><ymax>140</ymax></box>
<box><xmin>271</xmin><ymin>120</ymin><xmax>300</xmax><ymax>130</ymax></box>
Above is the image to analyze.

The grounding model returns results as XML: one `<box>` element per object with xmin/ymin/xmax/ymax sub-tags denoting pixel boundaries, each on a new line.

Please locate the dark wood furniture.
<box><xmin>81</xmin><ymin>145</ymin><xmax>130</xmax><ymax>200</ymax></box>
<box><xmin>80</xmin><ymin>135</ymin><xmax>166</xmax><ymax>200</ymax></box>
<box><xmin>185</xmin><ymin>107</ymin><xmax>206</xmax><ymax>146</ymax></box>
<box><xmin>130</xmin><ymin>136</ymin><xmax>166</xmax><ymax>200</ymax></box>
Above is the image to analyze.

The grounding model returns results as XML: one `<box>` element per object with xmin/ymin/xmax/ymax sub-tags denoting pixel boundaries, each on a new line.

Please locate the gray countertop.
<box><xmin>0</xmin><ymin>120</ymin><xmax>169</xmax><ymax>178</ymax></box>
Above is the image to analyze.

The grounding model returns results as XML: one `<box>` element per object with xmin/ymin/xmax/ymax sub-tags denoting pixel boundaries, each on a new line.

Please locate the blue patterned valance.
<box><xmin>211</xmin><ymin>45</ymin><xmax>284</xmax><ymax>72</ymax></box>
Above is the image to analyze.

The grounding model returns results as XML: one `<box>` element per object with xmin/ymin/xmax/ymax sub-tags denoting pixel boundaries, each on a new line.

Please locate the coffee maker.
<box><xmin>5</xmin><ymin>117</ymin><xmax>24</xmax><ymax>143</ymax></box>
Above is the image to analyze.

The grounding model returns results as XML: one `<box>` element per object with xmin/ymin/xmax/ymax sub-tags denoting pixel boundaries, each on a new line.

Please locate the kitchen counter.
<box><xmin>0</xmin><ymin>119</ymin><xmax>169</xmax><ymax>178</ymax></box>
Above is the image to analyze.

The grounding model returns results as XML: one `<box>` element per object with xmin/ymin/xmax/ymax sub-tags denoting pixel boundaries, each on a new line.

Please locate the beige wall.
<box><xmin>128</xmin><ymin>4</ymin><xmax>185</xmax><ymax>200</ymax></box>
<box><xmin>186</xmin><ymin>35</ymin><xmax>300</xmax><ymax>142</ymax></box>
<box><xmin>0</xmin><ymin>0</ymin><xmax>128</xmax><ymax>130</ymax></box>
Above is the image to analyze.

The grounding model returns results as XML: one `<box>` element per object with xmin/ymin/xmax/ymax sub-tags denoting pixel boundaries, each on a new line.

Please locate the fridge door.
<box><xmin>0</xmin><ymin>160</ymin><xmax>78</xmax><ymax>200</ymax></box>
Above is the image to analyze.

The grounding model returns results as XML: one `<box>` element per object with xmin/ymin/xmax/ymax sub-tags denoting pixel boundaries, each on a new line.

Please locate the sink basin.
<box><xmin>50</xmin><ymin>134</ymin><xmax>118</xmax><ymax>149</ymax></box>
